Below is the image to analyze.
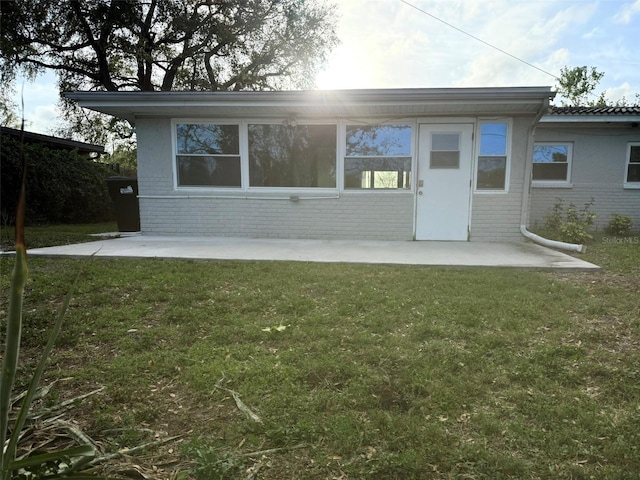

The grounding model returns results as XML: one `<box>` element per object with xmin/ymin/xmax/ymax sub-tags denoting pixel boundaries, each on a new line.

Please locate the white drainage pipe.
<box><xmin>520</xmin><ymin>225</ymin><xmax>586</xmax><ymax>253</ymax></box>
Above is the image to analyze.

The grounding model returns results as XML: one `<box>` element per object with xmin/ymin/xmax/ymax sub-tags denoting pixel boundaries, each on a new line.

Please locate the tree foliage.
<box><xmin>0</xmin><ymin>0</ymin><xmax>338</xmax><ymax>93</ymax></box>
<box><xmin>556</xmin><ymin>66</ymin><xmax>606</xmax><ymax>106</ymax></box>
<box><xmin>1</xmin><ymin>136</ymin><xmax>115</xmax><ymax>225</ymax></box>
<box><xmin>0</xmin><ymin>0</ymin><xmax>338</xmax><ymax>146</ymax></box>
<box><xmin>556</xmin><ymin>65</ymin><xmax>639</xmax><ymax>107</ymax></box>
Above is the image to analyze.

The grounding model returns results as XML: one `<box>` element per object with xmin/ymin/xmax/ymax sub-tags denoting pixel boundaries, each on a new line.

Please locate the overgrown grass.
<box><xmin>0</xmin><ymin>233</ymin><xmax>638</xmax><ymax>479</ymax></box>
<box><xmin>0</xmin><ymin>222</ymin><xmax>117</xmax><ymax>250</ymax></box>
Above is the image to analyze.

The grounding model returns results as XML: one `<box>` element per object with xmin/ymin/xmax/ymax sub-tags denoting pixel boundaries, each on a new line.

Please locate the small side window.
<box><xmin>476</xmin><ymin>122</ymin><xmax>508</xmax><ymax>191</ymax></box>
<box><xmin>532</xmin><ymin>143</ymin><xmax>572</xmax><ymax>184</ymax></box>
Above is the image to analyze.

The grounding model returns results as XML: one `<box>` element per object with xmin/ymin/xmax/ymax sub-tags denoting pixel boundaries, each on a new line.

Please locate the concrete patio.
<box><xmin>21</xmin><ymin>235</ymin><xmax>600</xmax><ymax>270</ymax></box>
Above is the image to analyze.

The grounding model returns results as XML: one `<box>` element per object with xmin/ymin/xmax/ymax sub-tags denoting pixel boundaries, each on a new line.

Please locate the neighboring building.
<box><xmin>0</xmin><ymin>126</ymin><xmax>105</xmax><ymax>157</ymax></box>
<box><xmin>65</xmin><ymin>88</ymin><xmax>639</xmax><ymax>241</ymax></box>
<box><xmin>529</xmin><ymin>106</ymin><xmax>640</xmax><ymax>230</ymax></box>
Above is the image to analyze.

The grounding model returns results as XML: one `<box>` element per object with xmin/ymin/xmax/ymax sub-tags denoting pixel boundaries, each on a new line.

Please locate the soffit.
<box><xmin>65</xmin><ymin>87</ymin><xmax>555</xmax><ymax>124</ymax></box>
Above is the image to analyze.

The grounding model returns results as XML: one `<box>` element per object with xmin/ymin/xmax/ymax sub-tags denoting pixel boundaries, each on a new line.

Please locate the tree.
<box><xmin>0</xmin><ymin>85</ymin><xmax>21</xmax><ymax>128</ymax></box>
<box><xmin>555</xmin><ymin>66</ymin><xmax>606</xmax><ymax>106</ymax></box>
<box><xmin>0</xmin><ymin>0</ymin><xmax>338</xmax><ymax>144</ymax></box>
<box><xmin>555</xmin><ymin>65</ymin><xmax>639</xmax><ymax>107</ymax></box>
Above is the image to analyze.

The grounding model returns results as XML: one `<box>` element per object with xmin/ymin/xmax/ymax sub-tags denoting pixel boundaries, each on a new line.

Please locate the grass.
<box><xmin>0</xmin><ymin>226</ymin><xmax>638</xmax><ymax>479</ymax></box>
<box><xmin>0</xmin><ymin>222</ymin><xmax>117</xmax><ymax>250</ymax></box>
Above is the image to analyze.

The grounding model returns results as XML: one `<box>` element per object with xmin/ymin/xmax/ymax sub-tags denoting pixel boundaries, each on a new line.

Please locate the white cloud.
<box><xmin>614</xmin><ymin>0</ymin><xmax>640</xmax><ymax>24</ymax></box>
<box><xmin>604</xmin><ymin>82</ymin><xmax>639</xmax><ymax>104</ymax></box>
<box><xmin>10</xmin><ymin>72</ymin><xmax>60</xmax><ymax>134</ymax></box>
<box><xmin>581</xmin><ymin>27</ymin><xmax>602</xmax><ymax>39</ymax></box>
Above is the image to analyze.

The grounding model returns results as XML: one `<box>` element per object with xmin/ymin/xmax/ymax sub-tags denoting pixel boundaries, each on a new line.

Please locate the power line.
<box><xmin>398</xmin><ymin>0</ymin><xmax>560</xmax><ymax>82</ymax></box>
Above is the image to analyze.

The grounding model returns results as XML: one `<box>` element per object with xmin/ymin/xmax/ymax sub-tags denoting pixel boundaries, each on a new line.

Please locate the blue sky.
<box><xmin>12</xmin><ymin>0</ymin><xmax>640</xmax><ymax>136</ymax></box>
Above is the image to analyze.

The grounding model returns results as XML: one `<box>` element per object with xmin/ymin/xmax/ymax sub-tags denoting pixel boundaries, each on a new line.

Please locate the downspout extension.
<box><xmin>519</xmin><ymin>96</ymin><xmax>586</xmax><ymax>254</ymax></box>
<box><xmin>520</xmin><ymin>225</ymin><xmax>586</xmax><ymax>253</ymax></box>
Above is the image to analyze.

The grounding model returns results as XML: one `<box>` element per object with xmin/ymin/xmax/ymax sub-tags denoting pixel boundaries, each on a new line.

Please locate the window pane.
<box><xmin>177</xmin><ymin>124</ymin><xmax>239</xmax><ymax>154</ymax></box>
<box><xmin>533</xmin><ymin>145</ymin><xmax>568</xmax><ymax>164</ymax></box>
<box><xmin>533</xmin><ymin>163</ymin><xmax>568</xmax><ymax>181</ymax></box>
<box><xmin>344</xmin><ymin>157</ymin><xmax>411</xmax><ymax>189</ymax></box>
<box><xmin>477</xmin><ymin>156</ymin><xmax>506</xmax><ymax>189</ymax></box>
<box><xmin>430</xmin><ymin>151</ymin><xmax>459</xmax><ymax>169</ymax></box>
<box><xmin>630</xmin><ymin>146</ymin><xmax>640</xmax><ymax>163</ymax></box>
<box><xmin>628</xmin><ymin>164</ymin><xmax>640</xmax><ymax>182</ymax></box>
<box><xmin>346</xmin><ymin>125</ymin><xmax>411</xmax><ymax>156</ymax></box>
<box><xmin>177</xmin><ymin>156</ymin><xmax>241</xmax><ymax>186</ymax></box>
<box><xmin>432</xmin><ymin>133</ymin><xmax>459</xmax><ymax>151</ymax></box>
<box><xmin>249</xmin><ymin>124</ymin><xmax>336</xmax><ymax>187</ymax></box>
<box><xmin>480</xmin><ymin>123</ymin><xmax>507</xmax><ymax>156</ymax></box>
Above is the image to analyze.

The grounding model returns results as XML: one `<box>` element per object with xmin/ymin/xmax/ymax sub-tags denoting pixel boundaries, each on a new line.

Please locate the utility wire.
<box><xmin>398</xmin><ymin>0</ymin><xmax>560</xmax><ymax>82</ymax></box>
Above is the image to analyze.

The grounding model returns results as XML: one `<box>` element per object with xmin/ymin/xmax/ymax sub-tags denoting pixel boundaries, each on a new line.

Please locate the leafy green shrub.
<box><xmin>0</xmin><ymin>136</ymin><xmax>115</xmax><ymax>225</ymax></box>
<box><xmin>606</xmin><ymin>214</ymin><xmax>633</xmax><ymax>236</ymax></box>
<box><xmin>545</xmin><ymin>198</ymin><xmax>598</xmax><ymax>243</ymax></box>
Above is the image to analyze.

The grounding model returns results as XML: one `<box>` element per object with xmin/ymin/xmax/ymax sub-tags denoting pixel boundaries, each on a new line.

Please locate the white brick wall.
<box><xmin>530</xmin><ymin>126</ymin><xmax>640</xmax><ymax>230</ymax></box>
<box><xmin>139</xmin><ymin>194</ymin><xmax>414</xmax><ymax>240</ymax></box>
<box><xmin>136</xmin><ymin>118</ymin><xmax>414</xmax><ymax>239</ymax></box>
<box><xmin>135</xmin><ymin>116</ymin><xmax>551</xmax><ymax>241</ymax></box>
<box><xmin>470</xmin><ymin>117</ymin><xmax>531</xmax><ymax>241</ymax></box>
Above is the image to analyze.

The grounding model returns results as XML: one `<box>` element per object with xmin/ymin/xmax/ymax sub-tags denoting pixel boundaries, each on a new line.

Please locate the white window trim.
<box><xmin>624</xmin><ymin>142</ymin><xmax>640</xmax><ymax>189</ymax></box>
<box><xmin>340</xmin><ymin>119</ymin><xmax>417</xmax><ymax>193</ymax></box>
<box><xmin>171</xmin><ymin>118</ymin><xmax>341</xmax><ymax>193</ymax></box>
<box><xmin>473</xmin><ymin>119</ymin><xmax>512</xmax><ymax>194</ymax></box>
<box><xmin>245</xmin><ymin>119</ymin><xmax>339</xmax><ymax>192</ymax></box>
<box><xmin>172</xmin><ymin>119</ymin><xmax>243</xmax><ymax>191</ymax></box>
<box><xmin>532</xmin><ymin>142</ymin><xmax>573</xmax><ymax>188</ymax></box>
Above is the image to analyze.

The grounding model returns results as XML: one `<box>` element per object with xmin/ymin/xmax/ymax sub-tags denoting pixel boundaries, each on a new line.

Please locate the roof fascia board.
<box><xmin>540</xmin><ymin>116</ymin><xmax>640</xmax><ymax>124</ymax></box>
<box><xmin>0</xmin><ymin>126</ymin><xmax>105</xmax><ymax>152</ymax></box>
<box><xmin>65</xmin><ymin>87</ymin><xmax>555</xmax><ymax>109</ymax></box>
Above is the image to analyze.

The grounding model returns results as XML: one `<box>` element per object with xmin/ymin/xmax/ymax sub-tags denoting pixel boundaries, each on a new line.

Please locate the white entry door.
<box><xmin>415</xmin><ymin>124</ymin><xmax>473</xmax><ymax>240</ymax></box>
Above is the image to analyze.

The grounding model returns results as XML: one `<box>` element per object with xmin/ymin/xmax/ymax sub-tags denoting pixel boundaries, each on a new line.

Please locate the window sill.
<box><xmin>623</xmin><ymin>183</ymin><xmax>640</xmax><ymax>190</ymax></box>
<box><xmin>342</xmin><ymin>189</ymin><xmax>414</xmax><ymax>194</ymax></box>
<box><xmin>532</xmin><ymin>182</ymin><xmax>573</xmax><ymax>189</ymax></box>
<box><xmin>474</xmin><ymin>189</ymin><xmax>508</xmax><ymax>194</ymax></box>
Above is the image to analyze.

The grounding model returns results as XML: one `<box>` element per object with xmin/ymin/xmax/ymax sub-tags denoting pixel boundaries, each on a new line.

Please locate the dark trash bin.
<box><xmin>106</xmin><ymin>176</ymin><xmax>140</xmax><ymax>232</ymax></box>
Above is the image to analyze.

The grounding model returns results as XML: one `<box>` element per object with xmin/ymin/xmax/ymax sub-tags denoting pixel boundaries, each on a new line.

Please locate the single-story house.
<box><xmin>65</xmin><ymin>88</ymin><xmax>640</xmax><ymax>242</ymax></box>
<box><xmin>529</xmin><ymin>106</ymin><xmax>640</xmax><ymax>230</ymax></box>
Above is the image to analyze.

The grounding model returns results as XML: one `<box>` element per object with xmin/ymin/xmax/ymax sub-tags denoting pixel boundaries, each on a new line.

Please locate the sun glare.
<box><xmin>315</xmin><ymin>50</ymin><xmax>366</xmax><ymax>90</ymax></box>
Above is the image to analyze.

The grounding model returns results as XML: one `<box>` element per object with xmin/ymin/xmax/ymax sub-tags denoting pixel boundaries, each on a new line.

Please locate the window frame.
<box><xmin>624</xmin><ymin>142</ymin><xmax>640</xmax><ymax>189</ymax></box>
<box><xmin>172</xmin><ymin>119</ymin><xmax>340</xmax><ymax>193</ymax></box>
<box><xmin>342</xmin><ymin>120</ymin><xmax>416</xmax><ymax>192</ymax></box>
<box><xmin>247</xmin><ymin>121</ymin><xmax>338</xmax><ymax>190</ymax></box>
<box><xmin>531</xmin><ymin>141</ymin><xmax>573</xmax><ymax>188</ymax></box>
<box><xmin>172</xmin><ymin>119</ymin><xmax>243</xmax><ymax>190</ymax></box>
<box><xmin>474</xmin><ymin>119</ymin><xmax>512</xmax><ymax>193</ymax></box>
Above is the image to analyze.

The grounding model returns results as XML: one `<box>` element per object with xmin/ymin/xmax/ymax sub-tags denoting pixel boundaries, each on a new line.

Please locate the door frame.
<box><xmin>414</xmin><ymin>122</ymin><xmax>475</xmax><ymax>240</ymax></box>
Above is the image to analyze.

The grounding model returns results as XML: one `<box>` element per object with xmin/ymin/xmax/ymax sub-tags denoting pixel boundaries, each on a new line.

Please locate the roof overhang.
<box><xmin>539</xmin><ymin>115</ymin><xmax>640</xmax><ymax>125</ymax></box>
<box><xmin>65</xmin><ymin>87</ymin><xmax>555</xmax><ymax>124</ymax></box>
<box><xmin>0</xmin><ymin>126</ymin><xmax>105</xmax><ymax>154</ymax></box>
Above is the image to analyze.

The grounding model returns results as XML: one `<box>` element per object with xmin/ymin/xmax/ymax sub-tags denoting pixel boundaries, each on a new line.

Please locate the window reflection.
<box><xmin>477</xmin><ymin>123</ymin><xmax>508</xmax><ymax>190</ymax></box>
<box><xmin>345</xmin><ymin>125</ymin><xmax>412</xmax><ymax>189</ymax></box>
<box><xmin>248</xmin><ymin>124</ymin><xmax>336</xmax><ymax>188</ymax></box>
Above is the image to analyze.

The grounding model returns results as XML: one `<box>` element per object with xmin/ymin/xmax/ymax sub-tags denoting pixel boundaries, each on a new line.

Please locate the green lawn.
<box><xmin>0</xmin><ymin>222</ymin><xmax>117</xmax><ymax>250</ymax></box>
<box><xmin>1</xmin><ymin>229</ymin><xmax>638</xmax><ymax>479</ymax></box>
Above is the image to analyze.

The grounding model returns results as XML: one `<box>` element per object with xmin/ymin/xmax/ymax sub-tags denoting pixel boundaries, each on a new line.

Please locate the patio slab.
<box><xmin>19</xmin><ymin>235</ymin><xmax>600</xmax><ymax>270</ymax></box>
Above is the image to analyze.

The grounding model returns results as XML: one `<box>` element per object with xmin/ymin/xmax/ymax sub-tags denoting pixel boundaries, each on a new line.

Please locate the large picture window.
<box><xmin>476</xmin><ymin>122</ymin><xmax>508</xmax><ymax>190</ymax></box>
<box><xmin>248</xmin><ymin>124</ymin><xmax>336</xmax><ymax>188</ymax></box>
<box><xmin>625</xmin><ymin>142</ymin><xmax>640</xmax><ymax>186</ymax></box>
<box><xmin>176</xmin><ymin>123</ymin><xmax>240</xmax><ymax>187</ymax></box>
<box><xmin>344</xmin><ymin>125</ymin><xmax>412</xmax><ymax>189</ymax></box>
<box><xmin>533</xmin><ymin>143</ymin><xmax>572</xmax><ymax>183</ymax></box>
